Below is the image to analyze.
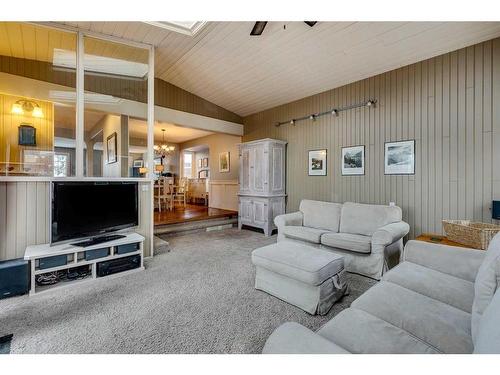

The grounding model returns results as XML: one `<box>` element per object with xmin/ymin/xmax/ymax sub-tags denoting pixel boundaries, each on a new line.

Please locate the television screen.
<box><xmin>51</xmin><ymin>181</ymin><xmax>138</xmax><ymax>244</ymax></box>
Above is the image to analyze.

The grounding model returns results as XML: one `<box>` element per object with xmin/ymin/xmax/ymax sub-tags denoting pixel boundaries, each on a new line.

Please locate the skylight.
<box><xmin>142</xmin><ymin>21</ymin><xmax>207</xmax><ymax>36</ymax></box>
<box><xmin>52</xmin><ymin>49</ymin><xmax>148</xmax><ymax>79</ymax></box>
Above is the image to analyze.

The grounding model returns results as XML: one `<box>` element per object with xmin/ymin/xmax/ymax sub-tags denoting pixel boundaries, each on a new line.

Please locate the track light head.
<box><xmin>290</xmin><ymin>119</ymin><xmax>295</xmax><ymax>125</ymax></box>
<box><xmin>366</xmin><ymin>100</ymin><xmax>376</xmax><ymax>107</ymax></box>
<box><xmin>309</xmin><ymin>114</ymin><xmax>316</xmax><ymax>121</ymax></box>
<box><xmin>331</xmin><ymin>109</ymin><xmax>338</xmax><ymax>116</ymax></box>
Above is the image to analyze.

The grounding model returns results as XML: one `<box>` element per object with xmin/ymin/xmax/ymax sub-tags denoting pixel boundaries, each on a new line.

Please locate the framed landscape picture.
<box><xmin>106</xmin><ymin>132</ymin><xmax>117</xmax><ymax>164</ymax></box>
<box><xmin>384</xmin><ymin>140</ymin><xmax>415</xmax><ymax>175</ymax></box>
<box><xmin>342</xmin><ymin>145</ymin><xmax>365</xmax><ymax>175</ymax></box>
<box><xmin>219</xmin><ymin>151</ymin><xmax>230</xmax><ymax>172</ymax></box>
<box><xmin>308</xmin><ymin>149</ymin><xmax>327</xmax><ymax>176</ymax></box>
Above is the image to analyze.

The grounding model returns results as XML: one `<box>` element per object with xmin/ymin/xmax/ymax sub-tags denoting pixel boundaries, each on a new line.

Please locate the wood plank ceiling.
<box><xmin>47</xmin><ymin>21</ymin><xmax>500</xmax><ymax>116</ymax></box>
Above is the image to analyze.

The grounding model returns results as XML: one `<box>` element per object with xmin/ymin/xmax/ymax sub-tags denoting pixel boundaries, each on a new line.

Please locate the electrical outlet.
<box><xmin>389</xmin><ymin>201</ymin><xmax>396</xmax><ymax>207</ymax></box>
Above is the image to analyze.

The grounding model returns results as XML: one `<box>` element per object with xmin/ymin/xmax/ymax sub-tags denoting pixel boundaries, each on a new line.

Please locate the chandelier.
<box><xmin>154</xmin><ymin>128</ymin><xmax>175</xmax><ymax>156</ymax></box>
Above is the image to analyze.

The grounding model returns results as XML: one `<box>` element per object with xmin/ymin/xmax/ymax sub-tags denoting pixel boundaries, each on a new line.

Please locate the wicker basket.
<box><xmin>442</xmin><ymin>220</ymin><xmax>500</xmax><ymax>250</ymax></box>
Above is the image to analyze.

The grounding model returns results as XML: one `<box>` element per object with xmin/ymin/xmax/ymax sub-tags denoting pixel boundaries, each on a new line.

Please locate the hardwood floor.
<box><xmin>154</xmin><ymin>203</ymin><xmax>237</xmax><ymax>226</ymax></box>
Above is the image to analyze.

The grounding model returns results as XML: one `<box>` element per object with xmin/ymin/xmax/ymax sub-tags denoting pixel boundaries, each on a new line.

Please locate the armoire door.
<box><xmin>250</xmin><ymin>144</ymin><xmax>266</xmax><ymax>194</ymax></box>
<box><xmin>252</xmin><ymin>200</ymin><xmax>268</xmax><ymax>226</ymax></box>
<box><xmin>270</xmin><ymin>144</ymin><xmax>285</xmax><ymax>195</ymax></box>
<box><xmin>239</xmin><ymin>198</ymin><xmax>253</xmax><ymax>224</ymax></box>
<box><xmin>239</xmin><ymin>147</ymin><xmax>250</xmax><ymax>193</ymax></box>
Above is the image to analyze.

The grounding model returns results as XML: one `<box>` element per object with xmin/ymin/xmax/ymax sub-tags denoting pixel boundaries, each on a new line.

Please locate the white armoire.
<box><xmin>238</xmin><ymin>138</ymin><xmax>287</xmax><ymax>236</ymax></box>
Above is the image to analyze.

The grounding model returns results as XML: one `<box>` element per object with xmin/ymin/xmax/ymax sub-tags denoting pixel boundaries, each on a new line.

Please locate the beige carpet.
<box><xmin>0</xmin><ymin>228</ymin><xmax>376</xmax><ymax>353</ymax></box>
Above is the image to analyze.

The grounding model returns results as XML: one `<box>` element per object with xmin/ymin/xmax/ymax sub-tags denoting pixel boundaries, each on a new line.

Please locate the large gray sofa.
<box><xmin>274</xmin><ymin>200</ymin><xmax>410</xmax><ymax>280</ymax></box>
<box><xmin>263</xmin><ymin>235</ymin><xmax>500</xmax><ymax>354</ymax></box>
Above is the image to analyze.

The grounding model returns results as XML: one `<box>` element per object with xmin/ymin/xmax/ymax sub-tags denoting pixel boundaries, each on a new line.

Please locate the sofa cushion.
<box><xmin>251</xmin><ymin>242</ymin><xmax>344</xmax><ymax>286</ymax></box>
<box><xmin>339</xmin><ymin>202</ymin><xmax>402</xmax><ymax>236</ymax></box>
<box><xmin>383</xmin><ymin>261</ymin><xmax>475</xmax><ymax>313</ymax></box>
<box><xmin>299</xmin><ymin>199</ymin><xmax>342</xmax><ymax>232</ymax></box>
<box><xmin>351</xmin><ymin>281</ymin><xmax>473</xmax><ymax>353</ymax></box>
<box><xmin>318</xmin><ymin>308</ymin><xmax>440</xmax><ymax>354</ymax></box>
<box><xmin>321</xmin><ymin>232</ymin><xmax>371</xmax><ymax>254</ymax></box>
<box><xmin>473</xmin><ymin>289</ymin><xmax>500</xmax><ymax>353</ymax></box>
<box><xmin>471</xmin><ymin>233</ymin><xmax>500</xmax><ymax>343</ymax></box>
<box><xmin>283</xmin><ymin>225</ymin><xmax>329</xmax><ymax>244</ymax></box>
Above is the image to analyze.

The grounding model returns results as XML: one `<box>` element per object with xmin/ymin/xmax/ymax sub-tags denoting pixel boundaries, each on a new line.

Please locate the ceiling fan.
<box><xmin>250</xmin><ymin>21</ymin><xmax>317</xmax><ymax>36</ymax></box>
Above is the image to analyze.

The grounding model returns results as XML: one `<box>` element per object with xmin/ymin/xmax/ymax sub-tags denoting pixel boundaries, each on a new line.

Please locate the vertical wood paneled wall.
<box><xmin>243</xmin><ymin>38</ymin><xmax>500</xmax><ymax>239</ymax></box>
<box><xmin>0</xmin><ymin>181</ymin><xmax>153</xmax><ymax>261</ymax></box>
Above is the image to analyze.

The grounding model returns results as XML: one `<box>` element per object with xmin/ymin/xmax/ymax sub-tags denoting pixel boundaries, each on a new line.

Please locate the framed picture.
<box><xmin>308</xmin><ymin>149</ymin><xmax>327</xmax><ymax>176</ymax></box>
<box><xmin>219</xmin><ymin>152</ymin><xmax>230</xmax><ymax>173</ymax></box>
<box><xmin>342</xmin><ymin>145</ymin><xmax>365</xmax><ymax>175</ymax></box>
<box><xmin>384</xmin><ymin>140</ymin><xmax>415</xmax><ymax>175</ymax></box>
<box><xmin>18</xmin><ymin>124</ymin><xmax>36</xmax><ymax>146</ymax></box>
<box><xmin>106</xmin><ymin>132</ymin><xmax>117</xmax><ymax>164</ymax></box>
<box><xmin>133</xmin><ymin>160</ymin><xmax>144</xmax><ymax>168</ymax></box>
<box><xmin>202</xmin><ymin>157</ymin><xmax>209</xmax><ymax>168</ymax></box>
<box><xmin>198</xmin><ymin>158</ymin><xmax>203</xmax><ymax>168</ymax></box>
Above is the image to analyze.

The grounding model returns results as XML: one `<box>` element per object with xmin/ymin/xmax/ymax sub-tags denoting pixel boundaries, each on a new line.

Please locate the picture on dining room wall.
<box><xmin>202</xmin><ymin>157</ymin><xmax>209</xmax><ymax>168</ymax></box>
<box><xmin>198</xmin><ymin>158</ymin><xmax>203</xmax><ymax>168</ymax></box>
<box><xmin>219</xmin><ymin>152</ymin><xmax>230</xmax><ymax>172</ymax></box>
<box><xmin>342</xmin><ymin>145</ymin><xmax>365</xmax><ymax>175</ymax></box>
<box><xmin>384</xmin><ymin>140</ymin><xmax>415</xmax><ymax>175</ymax></box>
<box><xmin>106</xmin><ymin>132</ymin><xmax>117</xmax><ymax>164</ymax></box>
<box><xmin>308</xmin><ymin>149</ymin><xmax>327</xmax><ymax>176</ymax></box>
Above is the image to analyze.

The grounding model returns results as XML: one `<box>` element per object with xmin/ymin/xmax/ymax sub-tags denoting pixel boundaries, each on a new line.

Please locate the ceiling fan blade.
<box><xmin>250</xmin><ymin>21</ymin><xmax>268</xmax><ymax>36</ymax></box>
<box><xmin>304</xmin><ymin>21</ymin><xmax>318</xmax><ymax>27</ymax></box>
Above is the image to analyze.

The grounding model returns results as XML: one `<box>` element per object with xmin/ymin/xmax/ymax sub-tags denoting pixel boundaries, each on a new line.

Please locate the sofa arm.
<box><xmin>403</xmin><ymin>240</ymin><xmax>486</xmax><ymax>282</ymax></box>
<box><xmin>372</xmin><ymin>222</ymin><xmax>410</xmax><ymax>246</ymax></box>
<box><xmin>274</xmin><ymin>211</ymin><xmax>303</xmax><ymax>228</ymax></box>
<box><xmin>262</xmin><ymin>322</ymin><xmax>350</xmax><ymax>354</ymax></box>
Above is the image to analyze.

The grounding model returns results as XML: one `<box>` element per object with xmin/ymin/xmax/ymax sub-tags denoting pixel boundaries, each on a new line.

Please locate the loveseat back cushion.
<box><xmin>299</xmin><ymin>199</ymin><xmax>342</xmax><ymax>232</ymax></box>
<box><xmin>340</xmin><ymin>202</ymin><xmax>402</xmax><ymax>236</ymax></box>
<box><xmin>473</xmin><ymin>288</ymin><xmax>500</xmax><ymax>353</ymax></box>
<box><xmin>471</xmin><ymin>233</ymin><xmax>500</xmax><ymax>343</ymax></box>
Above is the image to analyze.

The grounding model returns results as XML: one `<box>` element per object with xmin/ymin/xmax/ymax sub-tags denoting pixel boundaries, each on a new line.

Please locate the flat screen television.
<box><xmin>51</xmin><ymin>181</ymin><xmax>138</xmax><ymax>244</ymax></box>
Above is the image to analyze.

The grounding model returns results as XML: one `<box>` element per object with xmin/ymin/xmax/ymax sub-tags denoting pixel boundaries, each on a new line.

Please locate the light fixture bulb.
<box><xmin>309</xmin><ymin>114</ymin><xmax>315</xmax><ymax>121</ymax></box>
<box><xmin>331</xmin><ymin>109</ymin><xmax>338</xmax><ymax>116</ymax></box>
<box><xmin>11</xmin><ymin>103</ymin><xmax>23</xmax><ymax>115</ymax></box>
<box><xmin>366</xmin><ymin>100</ymin><xmax>374</xmax><ymax>107</ymax></box>
<box><xmin>32</xmin><ymin>107</ymin><xmax>44</xmax><ymax>118</ymax></box>
<box><xmin>290</xmin><ymin>119</ymin><xmax>295</xmax><ymax>125</ymax></box>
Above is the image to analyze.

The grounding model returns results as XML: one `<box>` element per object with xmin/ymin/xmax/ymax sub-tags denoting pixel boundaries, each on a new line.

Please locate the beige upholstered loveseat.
<box><xmin>274</xmin><ymin>200</ymin><xmax>410</xmax><ymax>279</ymax></box>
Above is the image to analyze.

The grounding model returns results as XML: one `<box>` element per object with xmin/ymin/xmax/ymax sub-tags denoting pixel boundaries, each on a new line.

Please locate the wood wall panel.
<box><xmin>0</xmin><ymin>181</ymin><xmax>153</xmax><ymax>261</ymax></box>
<box><xmin>243</xmin><ymin>38</ymin><xmax>500</xmax><ymax>239</ymax></box>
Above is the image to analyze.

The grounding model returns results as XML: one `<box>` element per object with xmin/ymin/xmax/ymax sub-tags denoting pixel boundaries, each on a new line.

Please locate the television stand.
<box><xmin>24</xmin><ymin>232</ymin><xmax>144</xmax><ymax>295</ymax></box>
<box><xmin>71</xmin><ymin>234</ymin><xmax>126</xmax><ymax>247</ymax></box>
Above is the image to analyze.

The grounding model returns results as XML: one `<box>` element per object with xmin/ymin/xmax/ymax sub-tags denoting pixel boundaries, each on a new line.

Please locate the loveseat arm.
<box><xmin>372</xmin><ymin>222</ymin><xmax>410</xmax><ymax>246</ymax></box>
<box><xmin>403</xmin><ymin>240</ymin><xmax>486</xmax><ymax>282</ymax></box>
<box><xmin>262</xmin><ymin>322</ymin><xmax>350</xmax><ymax>354</ymax></box>
<box><xmin>274</xmin><ymin>211</ymin><xmax>303</xmax><ymax>229</ymax></box>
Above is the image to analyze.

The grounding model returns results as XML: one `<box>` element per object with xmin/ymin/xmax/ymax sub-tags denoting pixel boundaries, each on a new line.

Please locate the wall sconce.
<box><xmin>155</xmin><ymin>164</ymin><xmax>165</xmax><ymax>173</ymax></box>
<box><xmin>139</xmin><ymin>167</ymin><xmax>148</xmax><ymax>175</ymax></box>
<box><xmin>11</xmin><ymin>99</ymin><xmax>44</xmax><ymax>118</ymax></box>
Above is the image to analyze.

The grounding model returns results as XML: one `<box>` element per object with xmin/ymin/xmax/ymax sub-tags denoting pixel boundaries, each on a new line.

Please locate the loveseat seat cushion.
<box><xmin>351</xmin><ymin>281</ymin><xmax>473</xmax><ymax>353</ymax></box>
<box><xmin>299</xmin><ymin>199</ymin><xmax>342</xmax><ymax>232</ymax></box>
<box><xmin>339</xmin><ymin>202</ymin><xmax>402</xmax><ymax>236</ymax></box>
<box><xmin>471</xmin><ymin>233</ymin><xmax>500</xmax><ymax>343</ymax></box>
<box><xmin>383</xmin><ymin>261</ymin><xmax>475</xmax><ymax>313</ymax></box>
<box><xmin>283</xmin><ymin>225</ymin><xmax>329</xmax><ymax>244</ymax></box>
<box><xmin>321</xmin><ymin>232</ymin><xmax>371</xmax><ymax>254</ymax></box>
<box><xmin>251</xmin><ymin>242</ymin><xmax>344</xmax><ymax>286</ymax></box>
<box><xmin>318</xmin><ymin>308</ymin><xmax>439</xmax><ymax>354</ymax></box>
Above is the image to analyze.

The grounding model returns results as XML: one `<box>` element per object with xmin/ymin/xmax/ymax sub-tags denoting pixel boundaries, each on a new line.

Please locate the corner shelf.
<box><xmin>24</xmin><ymin>232</ymin><xmax>145</xmax><ymax>296</ymax></box>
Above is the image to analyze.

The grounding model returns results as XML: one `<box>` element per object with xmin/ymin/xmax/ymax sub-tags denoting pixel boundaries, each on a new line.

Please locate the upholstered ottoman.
<box><xmin>251</xmin><ymin>242</ymin><xmax>348</xmax><ymax>315</ymax></box>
